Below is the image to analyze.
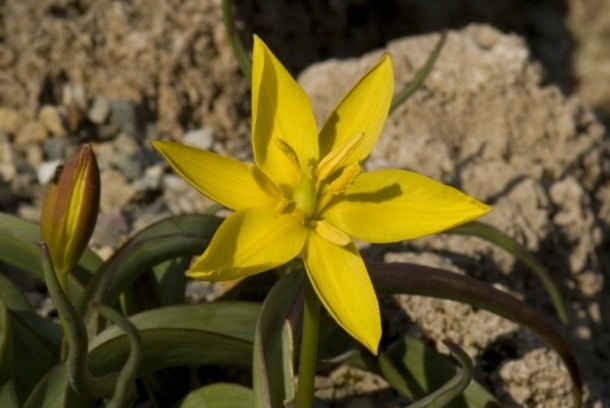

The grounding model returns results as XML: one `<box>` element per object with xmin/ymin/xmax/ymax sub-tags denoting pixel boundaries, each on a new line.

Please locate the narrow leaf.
<box><xmin>79</xmin><ymin>214</ymin><xmax>222</xmax><ymax>313</ymax></box>
<box><xmin>0</xmin><ymin>380</ymin><xmax>19</xmax><ymax>408</ymax></box>
<box><xmin>253</xmin><ymin>271</ymin><xmax>302</xmax><ymax>408</ymax></box>
<box><xmin>407</xmin><ymin>341</ymin><xmax>474</xmax><ymax>408</ymax></box>
<box><xmin>0</xmin><ymin>299</ymin><xmax>12</xmax><ymax>385</ymax></box>
<box><xmin>447</xmin><ymin>220</ymin><xmax>568</xmax><ymax>323</ymax></box>
<box><xmin>368</xmin><ymin>262</ymin><xmax>583</xmax><ymax>408</ymax></box>
<box><xmin>390</xmin><ymin>31</ymin><xmax>446</xmax><ymax>112</ymax></box>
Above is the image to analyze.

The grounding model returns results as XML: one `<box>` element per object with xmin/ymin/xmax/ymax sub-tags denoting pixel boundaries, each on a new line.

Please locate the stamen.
<box><xmin>316</xmin><ymin>132</ymin><xmax>363</xmax><ymax>182</ymax></box>
<box><xmin>314</xmin><ymin>220</ymin><xmax>350</xmax><ymax>246</ymax></box>
<box><xmin>315</xmin><ymin>163</ymin><xmax>361</xmax><ymax>213</ymax></box>
<box><xmin>275</xmin><ymin>198</ymin><xmax>295</xmax><ymax>214</ymax></box>
<box><xmin>274</xmin><ymin>138</ymin><xmax>301</xmax><ymax>169</ymax></box>
<box><xmin>329</xmin><ymin>163</ymin><xmax>361</xmax><ymax>195</ymax></box>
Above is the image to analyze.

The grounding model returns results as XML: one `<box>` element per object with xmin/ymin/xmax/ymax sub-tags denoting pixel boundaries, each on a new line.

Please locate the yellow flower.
<box><xmin>153</xmin><ymin>36</ymin><xmax>490</xmax><ymax>353</ymax></box>
<box><xmin>41</xmin><ymin>144</ymin><xmax>100</xmax><ymax>289</ymax></box>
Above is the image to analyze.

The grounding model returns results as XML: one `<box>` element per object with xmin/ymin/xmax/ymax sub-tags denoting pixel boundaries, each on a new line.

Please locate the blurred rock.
<box><xmin>183</xmin><ymin>127</ymin><xmax>214</xmax><ymax>150</ymax></box>
<box><xmin>42</xmin><ymin>136</ymin><xmax>68</xmax><ymax>161</ymax></box>
<box><xmin>110</xmin><ymin>100</ymin><xmax>140</xmax><ymax>139</ymax></box>
<box><xmin>0</xmin><ymin>132</ymin><xmax>16</xmax><ymax>180</ymax></box>
<box><xmin>99</xmin><ymin>169</ymin><xmax>136</xmax><ymax>212</ymax></box>
<box><xmin>0</xmin><ymin>108</ymin><xmax>23</xmax><ymax>135</ymax></box>
<box><xmin>37</xmin><ymin>160</ymin><xmax>62</xmax><ymax>185</ymax></box>
<box><xmin>88</xmin><ymin>96</ymin><xmax>111</xmax><ymax>125</ymax></box>
<box><xmin>14</xmin><ymin>121</ymin><xmax>48</xmax><ymax>152</ymax></box>
<box><xmin>38</xmin><ymin>105</ymin><xmax>66</xmax><ymax>136</ymax></box>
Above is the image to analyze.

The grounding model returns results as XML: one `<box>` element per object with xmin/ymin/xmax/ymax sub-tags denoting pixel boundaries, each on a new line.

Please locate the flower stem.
<box><xmin>221</xmin><ymin>0</ymin><xmax>252</xmax><ymax>83</ymax></box>
<box><xmin>296</xmin><ymin>277</ymin><xmax>320</xmax><ymax>408</ymax></box>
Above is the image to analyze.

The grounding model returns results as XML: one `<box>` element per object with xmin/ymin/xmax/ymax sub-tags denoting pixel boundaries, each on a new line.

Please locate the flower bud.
<box><xmin>41</xmin><ymin>144</ymin><xmax>100</xmax><ymax>288</ymax></box>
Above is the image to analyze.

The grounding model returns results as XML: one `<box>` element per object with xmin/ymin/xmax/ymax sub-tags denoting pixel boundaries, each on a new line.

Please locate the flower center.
<box><xmin>271</xmin><ymin>136</ymin><xmax>363</xmax><ymax>246</ymax></box>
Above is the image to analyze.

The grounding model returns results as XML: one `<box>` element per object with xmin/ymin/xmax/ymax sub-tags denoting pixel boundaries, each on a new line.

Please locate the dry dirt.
<box><xmin>0</xmin><ymin>1</ymin><xmax>609</xmax><ymax>407</ymax></box>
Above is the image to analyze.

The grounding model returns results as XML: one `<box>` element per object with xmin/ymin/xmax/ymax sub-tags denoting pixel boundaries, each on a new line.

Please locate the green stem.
<box><xmin>94</xmin><ymin>302</ymin><xmax>142</xmax><ymax>408</ymax></box>
<box><xmin>41</xmin><ymin>243</ymin><xmax>117</xmax><ymax>399</ymax></box>
<box><xmin>390</xmin><ymin>31</ymin><xmax>446</xmax><ymax>112</ymax></box>
<box><xmin>295</xmin><ymin>278</ymin><xmax>320</xmax><ymax>408</ymax></box>
<box><xmin>221</xmin><ymin>0</ymin><xmax>252</xmax><ymax>84</ymax></box>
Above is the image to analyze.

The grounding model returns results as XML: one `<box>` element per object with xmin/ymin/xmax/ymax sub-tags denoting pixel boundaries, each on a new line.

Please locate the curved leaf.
<box><xmin>0</xmin><ymin>212</ymin><xmax>102</xmax><ymax>276</ymax></box>
<box><xmin>79</xmin><ymin>214</ymin><xmax>222</xmax><ymax>313</ymax></box>
<box><xmin>88</xmin><ymin>302</ymin><xmax>258</xmax><ymax>375</ymax></box>
<box><xmin>253</xmin><ymin>271</ymin><xmax>302</xmax><ymax>408</ymax></box>
<box><xmin>179</xmin><ymin>383</ymin><xmax>255</xmax><ymax>408</ymax></box>
<box><xmin>25</xmin><ymin>302</ymin><xmax>260</xmax><ymax>408</ymax></box>
<box><xmin>1</xmin><ymin>273</ymin><xmax>62</xmax><ymax>404</ymax></box>
<box><xmin>448</xmin><ymin>220</ymin><xmax>568</xmax><ymax>323</ymax></box>
<box><xmin>407</xmin><ymin>341</ymin><xmax>474</xmax><ymax>408</ymax></box>
<box><xmin>0</xmin><ymin>214</ymin><xmax>97</xmax><ymax>302</ymax></box>
<box><xmin>368</xmin><ymin>261</ymin><xmax>583</xmax><ymax>408</ymax></box>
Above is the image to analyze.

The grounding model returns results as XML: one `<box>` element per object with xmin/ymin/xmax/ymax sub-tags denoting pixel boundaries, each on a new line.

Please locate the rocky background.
<box><xmin>0</xmin><ymin>1</ymin><xmax>609</xmax><ymax>407</ymax></box>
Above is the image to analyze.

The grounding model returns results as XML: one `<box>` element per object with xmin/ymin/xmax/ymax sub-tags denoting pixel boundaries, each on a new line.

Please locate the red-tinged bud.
<box><xmin>40</xmin><ymin>144</ymin><xmax>100</xmax><ymax>289</ymax></box>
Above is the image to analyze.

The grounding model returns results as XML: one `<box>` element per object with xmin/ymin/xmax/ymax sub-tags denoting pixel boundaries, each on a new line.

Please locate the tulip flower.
<box><xmin>41</xmin><ymin>144</ymin><xmax>100</xmax><ymax>289</ymax></box>
<box><xmin>153</xmin><ymin>36</ymin><xmax>490</xmax><ymax>353</ymax></box>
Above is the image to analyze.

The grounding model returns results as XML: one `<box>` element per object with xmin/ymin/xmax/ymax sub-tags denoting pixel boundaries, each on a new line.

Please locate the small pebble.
<box><xmin>111</xmin><ymin>150</ymin><xmax>142</xmax><ymax>180</ymax></box>
<box><xmin>0</xmin><ymin>107</ymin><xmax>23</xmax><ymax>135</ymax></box>
<box><xmin>38</xmin><ymin>105</ymin><xmax>66</xmax><ymax>136</ymax></box>
<box><xmin>183</xmin><ymin>127</ymin><xmax>214</xmax><ymax>150</ymax></box>
<box><xmin>0</xmin><ymin>133</ymin><xmax>16</xmax><ymax>182</ymax></box>
<box><xmin>88</xmin><ymin>96</ymin><xmax>111</xmax><ymax>125</ymax></box>
<box><xmin>110</xmin><ymin>100</ymin><xmax>139</xmax><ymax>139</ymax></box>
<box><xmin>42</xmin><ymin>136</ymin><xmax>68</xmax><ymax>160</ymax></box>
<box><xmin>37</xmin><ymin>159</ymin><xmax>62</xmax><ymax>185</ymax></box>
<box><xmin>25</xmin><ymin>144</ymin><xmax>43</xmax><ymax>167</ymax></box>
<box><xmin>14</xmin><ymin>121</ymin><xmax>48</xmax><ymax>152</ymax></box>
<box><xmin>114</xmin><ymin>132</ymin><xmax>140</xmax><ymax>155</ymax></box>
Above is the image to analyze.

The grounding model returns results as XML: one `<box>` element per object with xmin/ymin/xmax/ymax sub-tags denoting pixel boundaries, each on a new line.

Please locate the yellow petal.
<box><xmin>153</xmin><ymin>141</ymin><xmax>275</xmax><ymax>210</ymax></box>
<box><xmin>318</xmin><ymin>54</ymin><xmax>393</xmax><ymax>167</ymax></box>
<box><xmin>323</xmin><ymin>169</ymin><xmax>491</xmax><ymax>243</ymax></box>
<box><xmin>303</xmin><ymin>231</ymin><xmax>381</xmax><ymax>354</ymax></box>
<box><xmin>188</xmin><ymin>206</ymin><xmax>308</xmax><ymax>280</ymax></box>
<box><xmin>251</xmin><ymin>36</ymin><xmax>318</xmax><ymax>189</ymax></box>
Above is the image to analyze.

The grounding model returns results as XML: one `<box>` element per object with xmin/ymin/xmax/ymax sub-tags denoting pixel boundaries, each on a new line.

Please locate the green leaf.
<box><xmin>447</xmin><ymin>220</ymin><xmax>569</xmax><ymax>323</ymax></box>
<box><xmin>88</xmin><ymin>302</ymin><xmax>258</xmax><ymax>376</ymax></box>
<box><xmin>0</xmin><ymin>271</ymin><xmax>62</xmax><ymax>404</ymax></box>
<box><xmin>0</xmin><ymin>213</ymin><xmax>98</xmax><ymax>301</ymax></box>
<box><xmin>406</xmin><ymin>341</ymin><xmax>474</xmax><ymax>408</ymax></box>
<box><xmin>23</xmin><ymin>364</ymin><xmax>97</xmax><ymax>408</ymax></box>
<box><xmin>25</xmin><ymin>302</ymin><xmax>260</xmax><ymax>407</ymax></box>
<box><xmin>0</xmin><ymin>274</ymin><xmax>32</xmax><ymax>312</ymax></box>
<box><xmin>381</xmin><ymin>336</ymin><xmax>495</xmax><ymax>408</ymax></box>
<box><xmin>9</xmin><ymin>310</ymin><xmax>62</xmax><ymax>404</ymax></box>
<box><xmin>390</xmin><ymin>31</ymin><xmax>446</xmax><ymax>112</ymax></box>
<box><xmin>154</xmin><ymin>257</ymin><xmax>190</xmax><ymax>306</ymax></box>
<box><xmin>0</xmin><ymin>298</ymin><xmax>12</xmax><ymax>385</ymax></box>
<box><xmin>79</xmin><ymin>214</ymin><xmax>222</xmax><ymax>314</ymax></box>
<box><xmin>369</xmin><ymin>261</ymin><xmax>583</xmax><ymax>408</ymax></box>
<box><xmin>253</xmin><ymin>271</ymin><xmax>302</xmax><ymax>408</ymax></box>
<box><xmin>0</xmin><ymin>380</ymin><xmax>20</xmax><ymax>408</ymax></box>
<box><xmin>179</xmin><ymin>383</ymin><xmax>255</xmax><ymax>408</ymax></box>
<box><xmin>0</xmin><ymin>212</ymin><xmax>103</xmax><ymax>277</ymax></box>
